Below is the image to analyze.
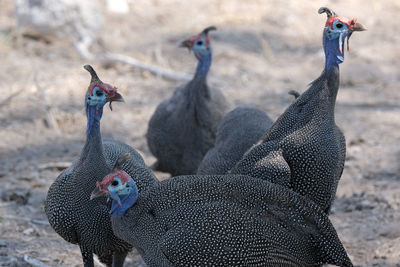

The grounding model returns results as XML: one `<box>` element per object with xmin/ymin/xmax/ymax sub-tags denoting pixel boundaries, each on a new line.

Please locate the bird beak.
<box><xmin>351</xmin><ymin>22</ymin><xmax>367</xmax><ymax>32</ymax></box>
<box><xmin>90</xmin><ymin>184</ymin><xmax>107</xmax><ymax>200</ymax></box>
<box><xmin>107</xmin><ymin>92</ymin><xmax>124</xmax><ymax>111</ymax></box>
<box><xmin>346</xmin><ymin>21</ymin><xmax>366</xmax><ymax>52</ymax></box>
<box><xmin>107</xmin><ymin>91</ymin><xmax>124</xmax><ymax>103</ymax></box>
<box><xmin>180</xmin><ymin>39</ymin><xmax>193</xmax><ymax>50</ymax></box>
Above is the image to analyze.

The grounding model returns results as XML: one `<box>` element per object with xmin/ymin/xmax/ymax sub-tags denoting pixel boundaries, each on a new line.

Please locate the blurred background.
<box><xmin>0</xmin><ymin>0</ymin><xmax>399</xmax><ymax>266</ymax></box>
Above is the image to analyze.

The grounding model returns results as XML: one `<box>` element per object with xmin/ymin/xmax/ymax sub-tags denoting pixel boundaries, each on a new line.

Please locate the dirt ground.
<box><xmin>0</xmin><ymin>0</ymin><xmax>399</xmax><ymax>266</ymax></box>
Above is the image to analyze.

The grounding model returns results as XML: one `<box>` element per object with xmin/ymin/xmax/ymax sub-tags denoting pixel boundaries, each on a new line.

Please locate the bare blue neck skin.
<box><xmin>323</xmin><ymin>28</ymin><xmax>346</xmax><ymax>73</ymax></box>
<box><xmin>78</xmin><ymin>100</ymin><xmax>107</xmax><ymax>169</ymax></box>
<box><xmin>86</xmin><ymin>102</ymin><xmax>104</xmax><ymax>139</ymax></box>
<box><xmin>110</xmin><ymin>191</ymin><xmax>137</xmax><ymax>217</ymax></box>
<box><xmin>194</xmin><ymin>48</ymin><xmax>212</xmax><ymax>80</ymax></box>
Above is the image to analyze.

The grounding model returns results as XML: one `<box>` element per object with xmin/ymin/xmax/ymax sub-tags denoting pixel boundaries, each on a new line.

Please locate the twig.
<box><xmin>33</xmin><ymin>73</ymin><xmax>61</xmax><ymax>134</ymax></box>
<box><xmin>2</xmin><ymin>215</ymin><xmax>50</xmax><ymax>226</ymax></box>
<box><xmin>0</xmin><ymin>73</ymin><xmax>33</xmax><ymax>108</ymax></box>
<box><xmin>0</xmin><ymin>89</ymin><xmax>24</xmax><ymax>108</ymax></box>
<box><xmin>31</xmin><ymin>219</ymin><xmax>51</xmax><ymax>226</ymax></box>
<box><xmin>97</xmin><ymin>52</ymin><xmax>192</xmax><ymax>81</ymax></box>
<box><xmin>24</xmin><ymin>255</ymin><xmax>51</xmax><ymax>267</ymax></box>
<box><xmin>38</xmin><ymin>162</ymin><xmax>72</xmax><ymax>170</ymax></box>
<box><xmin>0</xmin><ymin>202</ymin><xmax>14</xmax><ymax>207</ymax></box>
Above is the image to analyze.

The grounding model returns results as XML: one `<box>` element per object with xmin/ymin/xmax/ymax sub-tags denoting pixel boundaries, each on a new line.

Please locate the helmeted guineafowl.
<box><xmin>91</xmin><ymin>156</ymin><xmax>353</xmax><ymax>267</ymax></box>
<box><xmin>45</xmin><ymin>65</ymin><xmax>157</xmax><ymax>267</ymax></box>
<box><xmin>197</xmin><ymin>106</ymin><xmax>273</xmax><ymax>175</ymax></box>
<box><xmin>146</xmin><ymin>26</ymin><xmax>228</xmax><ymax>176</ymax></box>
<box><xmin>231</xmin><ymin>7</ymin><xmax>366</xmax><ymax>213</ymax></box>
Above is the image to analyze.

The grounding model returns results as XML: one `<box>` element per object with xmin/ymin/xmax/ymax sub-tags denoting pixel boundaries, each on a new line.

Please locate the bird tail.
<box><xmin>288</xmin><ymin>90</ymin><xmax>301</xmax><ymax>99</ymax></box>
<box><xmin>314</xmin><ymin>235</ymin><xmax>354</xmax><ymax>267</ymax></box>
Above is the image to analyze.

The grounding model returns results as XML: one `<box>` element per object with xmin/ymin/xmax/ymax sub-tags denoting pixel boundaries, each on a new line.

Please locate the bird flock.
<box><xmin>45</xmin><ymin>7</ymin><xmax>366</xmax><ymax>267</ymax></box>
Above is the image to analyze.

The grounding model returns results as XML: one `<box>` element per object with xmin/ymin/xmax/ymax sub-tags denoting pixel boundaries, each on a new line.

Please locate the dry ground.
<box><xmin>0</xmin><ymin>0</ymin><xmax>399</xmax><ymax>266</ymax></box>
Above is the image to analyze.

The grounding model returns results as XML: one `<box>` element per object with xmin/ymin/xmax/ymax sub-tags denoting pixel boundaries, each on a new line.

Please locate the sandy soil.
<box><xmin>0</xmin><ymin>0</ymin><xmax>399</xmax><ymax>266</ymax></box>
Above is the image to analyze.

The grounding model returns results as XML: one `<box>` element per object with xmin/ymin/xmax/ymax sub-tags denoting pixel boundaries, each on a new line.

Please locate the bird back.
<box><xmin>112</xmin><ymin>175</ymin><xmax>352</xmax><ymax>267</ymax></box>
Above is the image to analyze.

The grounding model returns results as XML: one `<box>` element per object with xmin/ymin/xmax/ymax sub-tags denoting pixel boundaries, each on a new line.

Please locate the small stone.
<box><xmin>0</xmin><ymin>239</ymin><xmax>6</xmax><ymax>247</ymax></box>
<box><xmin>349</xmin><ymin>137</ymin><xmax>365</xmax><ymax>146</ymax></box>
<box><xmin>7</xmin><ymin>192</ymin><xmax>29</xmax><ymax>205</ymax></box>
<box><xmin>2</xmin><ymin>189</ymin><xmax>31</xmax><ymax>205</ymax></box>
<box><xmin>343</xmin><ymin>205</ymin><xmax>354</xmax><ymax>213</ymax></box>
<box><xmin>22</xmin><ymin>228</ymin><xmax>39</xmax><ymax>236</ymax></box>
<box><xmin>382</xmin><ymin>168</ymin><xmax>395</xmax><ymax>177</ymax></box>
<box><xmin>23</xmin><ymin>228</ymin><xmax>34</xmax><ymax>235</ymax></box>
<box><xmin>355</xmin><ymin>199</ymin><xmax>375</xmax><ymax>210</ymax></box>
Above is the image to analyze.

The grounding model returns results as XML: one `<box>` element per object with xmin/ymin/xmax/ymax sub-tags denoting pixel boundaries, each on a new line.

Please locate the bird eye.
<box><xmin>126</xmin><ymin>184</ymin><xmax>130</xmax><ymax>187</ymax></box>
<box><xmin>111</xmin><ymin>180</ymin><xmax>119</xmax><ymax>186</ymax></box>
<box><xmin>336</xmin><ymin>23</ymin><xmax>343</xmax><ymax>29</ymax></box>
<box><xmin>96</xmin><ymin>90</ymin><xmax>104</xmax><ymax>96</ymax></box>
<box><xmin>196</xmin><ymin>40</ymin><xmax>203</xmax><ymax>46</ymax></box>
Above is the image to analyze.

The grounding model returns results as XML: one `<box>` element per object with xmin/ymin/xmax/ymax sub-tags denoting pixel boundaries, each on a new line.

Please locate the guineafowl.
<box><xmin>197</xmin><ymin>107</ymin><xmax>273</xmax><ymax>175</ymax></box>
<box><xmin>91</xmin><ymin>157</ymin><xmax>353</xmax><ymax>267</ymax></box>
<box><xmin>231</xmin><ymin>7</ymin><xmax>366</xmax><ymax>213</ymax></box>
<box><xmin>45</xmin><ymin>65</ymin><xmax>157</xmax><ymax>267</ymax></box>
<box><xmin>146</xmin><ymin>26</ymin><xmax>228</xmax><ymax>176</ymax></box>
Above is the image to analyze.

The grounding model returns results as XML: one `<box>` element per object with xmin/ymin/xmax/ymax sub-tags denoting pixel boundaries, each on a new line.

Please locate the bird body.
<box><xmin>46</xmin><ymin>139</ymin><xmax>136</xmax><ymax>265</ymax></box>
<box><xmin>197</xmin><ymin>106</ymin><xmax>273</xmax><ymax>175</ymax></box>
<box><xmin>146</xmin><ymin>26</ymin><xmax>228</xmax><ymax>176</ymax></box>
<box><xmin>93</xmin><ymin>171</ymin><xmax>353</xmax><ymax>267</ymax></box>
<box><xmin>233</xmin><ymin>68</ymin><xmax>346</xmax><ymax>210</ymax></box>
<box><xmin>45</xmin><ymin>65</ymin><xmax>157</xmax><ymax>266</ymax></box>
<box><xmin>231</xmin><ymin>8</ymin><xmax>365</xmax><ymax>213</ymax></box>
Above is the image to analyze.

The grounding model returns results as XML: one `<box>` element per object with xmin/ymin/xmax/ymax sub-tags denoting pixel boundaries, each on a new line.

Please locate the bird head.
<box><xmin>91</xmin><ymin>170</ymin><xmax>137</xmax><ymax>205</ymax></box>
<box><xmin>180</xmin><ymin>26</ymin><xmax>216</xmax><ymax>59</ymax></box>
<box><xmin>90</xmin><ymin>153</ymin><xmax>139</xmax><ymax>216</ymax></box>
<box><xmin>319</xmin><ymin>7</ymin><xmax>366</xmax><ymax>55</ymax></box>
<box><xmin>84</xmin><ymin>65</ymin><xmax>124</xmax><ymax>112</ymax></box>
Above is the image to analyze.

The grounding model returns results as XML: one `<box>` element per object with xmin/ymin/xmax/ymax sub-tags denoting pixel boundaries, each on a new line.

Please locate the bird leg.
<box><xmin>112</xmin><ymin>251</ymin><xmax>128</xmax><ymax>267</ymax></box>
<box><xmin>79</xmin><ymin>244</ymin><xmax>94</xmax><ymax>267</ymax></box>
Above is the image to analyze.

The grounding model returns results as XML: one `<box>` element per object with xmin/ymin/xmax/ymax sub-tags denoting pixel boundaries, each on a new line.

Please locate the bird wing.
<box><xmin>159</xmin><ymin>200</ymin><xmax>255</xmax><ymax>266</ymax></box>
<box><xmin>158</xmin><ymin>198</ymin><xmax>322</xmax><ymax>266</ymax></box>
<box><xmin>153</xmin><ymin>175</ymin><xmax>352</xmax><ymax>267</ymax></box>
<box><xmin>231</xmin><ymin>143</ymin><xmax>292</xmax><ymax>188</ymax></box>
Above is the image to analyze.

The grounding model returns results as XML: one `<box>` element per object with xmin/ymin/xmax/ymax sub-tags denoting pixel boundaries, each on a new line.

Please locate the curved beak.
<box><xmin>107</xmin><ymin>92</ymin><xmax>124</xmax><ymax>103</ymax></box>
<box><xmin>90</xmin><ymin>184</ymin><xmax>107</xmax><ymax>200</ymax></box>
<box><xmin>346</xmin><ymin>21</ymin><xmax>366</xmax><ymax>52</ymax></box>
<box><xmin>351</xmin><ymin>22</ymin><xmax>367</xmax><ymax>32</ymax></box>
<box><xmin>180</xmin><ymin>39</ymin><xmax>193</xmax><ymax>50</ymax></box>
<box><xmin>107</xmin><ymin>92</ymin><xmax>124</xmax><ymax>111</ymax></box>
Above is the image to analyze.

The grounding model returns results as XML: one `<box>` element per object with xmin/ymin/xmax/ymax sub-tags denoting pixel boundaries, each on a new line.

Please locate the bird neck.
<box><xmin>110</xmin><ymin>192</ymin><xmax>136</xmax><ymax>217</ymax></box>
<box><xmin>79</xmin><ymin>104</ymin><xmax>107</xmax><ymax>167</ymax></box>
<box><xmin>323</xmin><ymin>29</ymin><xmax>345</xmax><ymax>72</ymax></box>
<box><xmin>290</xmin><ymin>53</ymin><xmax>340</xmax><ymax>124</ymax></box>
<box><xmin>86</xmin><ymin>104</ymin><xmax>103</xmax><ymax>139</ymax></box>
<box><xmin>323</xmin><ymin>66</ymin><xmax>340</xmax><ymax>107</ymax></box>
<box><xmin>194</xmin><ymin>51</ymin><xmax>212</xmax><ymax>80</ymax></box>
<box><xmin>302</xmin><ymin>64</ymin><xmax>340</xmax><ymax>120</ymax></box>
<box><xmin>312</xmin><ymin>29</ymin><xmax>343</xmax><ymax>114</ymax></box>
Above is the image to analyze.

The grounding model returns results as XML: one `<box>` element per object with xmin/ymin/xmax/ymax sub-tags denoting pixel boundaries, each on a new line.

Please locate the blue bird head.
<box><xmin>319</xmin><ymin>7</ymin><xmax>365</xmax><ymax>63</ymax></box>
<box><xmin>180</xmin><ymin>26</ymin><xmax>216</xmax><ymax>59</ymax></box>
<box><xmin>84</xmin><ymin>65</ymin><xmax>124</xmax><ymax>112</ymax></box>
<box><xmin>83</xmin><ymin>65</ymin><xmax>125</xmax><ymax>136</ymax></box>
<box><xmin>90</xmin><ymin>153</ymin><xmax>139</xmax><ymax>217</ymax></box>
